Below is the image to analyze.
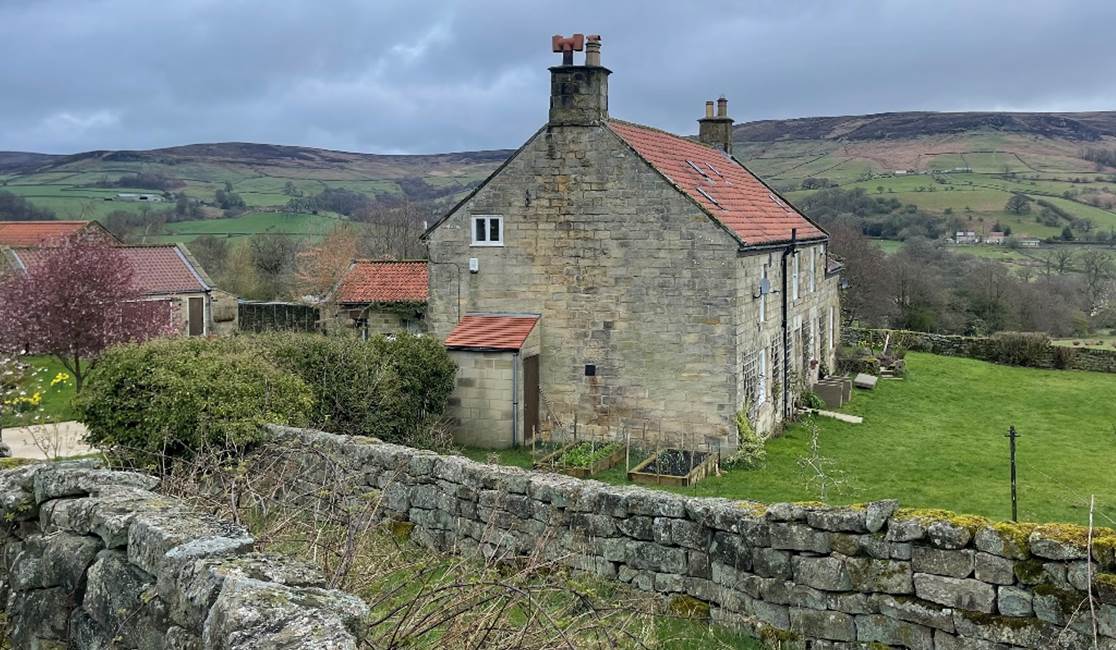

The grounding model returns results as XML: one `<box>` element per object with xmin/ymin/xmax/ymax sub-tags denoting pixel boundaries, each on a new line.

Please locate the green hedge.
<box><xmin>76</xmin><ymin>332</ymin><xmax>458</xmax><ymax>465</ymax></box>
<box><xmin>222</xmin><ymin>332</ymin><xmax>457</xmax><ymax>440</ymax></box>
<box><xmin>75</xmin><ymin>339</ymin><xmax>313</xmax><ymax>466</ymax></box>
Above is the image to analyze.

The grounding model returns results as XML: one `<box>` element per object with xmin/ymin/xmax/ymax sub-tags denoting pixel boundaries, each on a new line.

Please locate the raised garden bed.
<box><xmin>628</xmin><ymin>449</ymin><xmax>719</xmax><ymax>487</ymax></box>
<box><xmin>533</xmin><ymin>441</ymin><xmax>625</xmax><ymax>478</ymax></box>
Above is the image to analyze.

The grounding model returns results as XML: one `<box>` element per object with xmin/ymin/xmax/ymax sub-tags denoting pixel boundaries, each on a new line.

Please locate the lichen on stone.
<box><xmin>894</xmin><ymin>507</ymin><xmax>989</xmax><ymax>532</ymax></box>
<box><xmin>667</xmin><ymin>594</ymin><xmax>710</xmax><ymax>620</ymax></box>
<box><xmin>736</xmin><ymin>501</ymin><xmax>767</xmax><ymax>517</ymax></box>
<box><xmin>959</xmin><ymin>610</ymin><xmax>1043</xmax><ymax>630</ymax></box>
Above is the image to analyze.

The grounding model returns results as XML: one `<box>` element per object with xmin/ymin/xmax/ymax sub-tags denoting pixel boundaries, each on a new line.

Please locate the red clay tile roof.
<box><xmin>444</xmin><ymin>314</ymin><xmax>539</xmax><ymax>351</ymax></box>
<box><xmin>10</xmin><ymin>244</ymin><xmax>208</xmax><ymax>295</ymax></box>
<box><xmin>0</xmin><ymin>220</ymin><xmax>109</xmax><ymax>246</ymax></box>
<box><xmin>607</xmin><ymin>121</ymin><xmax>826</xmax><ymax>246</ymax></box>
<box><xmin>334</xmin><ymin>260</ymin><xmax>429</xmax><ymax>304</ymax></box>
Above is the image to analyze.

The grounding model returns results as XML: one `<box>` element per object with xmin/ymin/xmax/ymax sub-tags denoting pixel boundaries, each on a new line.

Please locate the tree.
<box><xmin>1061</xmin><ymin>225</ymin><xmax>1075</xmax><ymax>241</ymax></box>
<box><xmin>248</xmin><ymin>233</ymin><xmax>300</xmax><ymax>299</ymax></box>
<box><xmin>0</xmin><ymin>234</ymin><xmax>175</xmax><ymax>391</ymax></box>
<box><xmin>354</xmin><ymin>199</ymin><xmax>429</xmax><ymax>260</ymax></box>
<box><xmin>1005</xmin><ymin>194</ymin><xmax>1032</xmax><ymax>215</ymax></box>
<box><xmin>295</xmin><ymin>224</ymin><xmax>360</xmax><ymax>298</ymax></box>
<box><xmin>0</xmin><ymin>190</ymin><xmax>54</xmax><ymax>220</ymax></box>
<box><xmin>188</xmin><ymin>235</ymin><xmax>230</xmax><ymax>276</ymax></box>
<box><xmin>1079</xmin><ymin>249</ymin><xmax>1114</xmax><ymax>314</ymax></box>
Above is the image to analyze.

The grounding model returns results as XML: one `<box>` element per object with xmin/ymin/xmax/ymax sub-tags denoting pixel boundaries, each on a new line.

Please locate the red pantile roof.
<box><xmin>607</xmin><ymin>121</ymin><xmax>825</xmax><ymax>246</ymax></box>
<box><xmin>444</xmin><ymin>314</ymin><xmax>539</xmax><ymax>351</ymax></box>
<box><xmin>10</xmin><ymin>244</ymin><xmax>208</xmax><ymax>295</ymax></box>
<box><xmin>0</xmin><ymin>220</ymin><xmax>114</xmax><ymax>246</ymax></box>
<box><xmin>334</xmin><ymin>260</ymin><xmax>428</xmax><ymax>304</ymax></box>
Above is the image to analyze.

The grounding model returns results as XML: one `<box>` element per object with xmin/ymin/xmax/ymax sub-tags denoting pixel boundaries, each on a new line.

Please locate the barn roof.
<box><xmin>606</xmin><ymin>121</ymin><xmax>826</xmax><ymax>246</ymax></box>
<box><xmin>444</xmin><ymin>314</ymin><xmax>539</xmax><ymax>352</ymax></box>
<box><xmin>333</xmin><ymin>260</ymin><xmax>429</xmax><ymax>304</ymax></box>
<box><xmin>0</xmin><ymin>220</ymin><xmax>117</xmax><ymax>246</ymax></box>
<box><xmin>8</xmin><ymin>244</ymin><xmax>209</xmax><ymax>295</ymax></box>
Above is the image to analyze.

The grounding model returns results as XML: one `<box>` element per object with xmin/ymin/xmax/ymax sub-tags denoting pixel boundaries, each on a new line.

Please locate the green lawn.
<box><xmin>468</xmin><ymin>353</ymin><xmax>1116</xmax><ymax>527</ymax></box>
<box><xmin>1</xmin><ymin>355</ymin><xmax>77</xmax><ymax>428</ymax></box>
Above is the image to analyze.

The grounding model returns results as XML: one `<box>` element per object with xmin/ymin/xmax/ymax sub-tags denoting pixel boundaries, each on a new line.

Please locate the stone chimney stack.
<box><xmin>549</xmin><ymin>33</ymin><xmax>610</xmax><ymax>127</ymax></box>
<box><xmin>698</xmin><ymin>95</ymin><xmax>734</xmax><ymax>155</ymax></box>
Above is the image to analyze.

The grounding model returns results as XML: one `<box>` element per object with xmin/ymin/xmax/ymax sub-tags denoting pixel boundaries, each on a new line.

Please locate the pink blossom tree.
<box><xmin>0</xmin><ymin>233</ymin><xmax>175</xmax><ymax>392</ymax></box>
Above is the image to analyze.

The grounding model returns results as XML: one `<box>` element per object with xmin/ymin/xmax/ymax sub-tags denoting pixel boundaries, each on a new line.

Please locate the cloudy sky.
<box><xmin>2</xmin><ymin>0</ymin><xmax>1114</xmax><ymax>155</ymax></box>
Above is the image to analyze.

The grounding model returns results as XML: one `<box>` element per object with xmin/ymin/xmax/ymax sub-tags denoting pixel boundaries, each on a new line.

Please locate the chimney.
<box><xmin>549</xmin><ymin>33</ymin><xmax>610</xmax><ymax>127</ymax></box>
<box><xmin>698</xmin><ymin>95</ymin><xmax>734</xmax><ymax>154</ymax></box>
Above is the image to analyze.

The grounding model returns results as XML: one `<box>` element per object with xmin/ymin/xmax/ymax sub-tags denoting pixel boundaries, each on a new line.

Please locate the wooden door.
<box><xmin>188</xmin><ymin>297</ymin><xmax>204</xmax><ymax>336</ymax></box>
<box><xmin>523</xmin><ymin>354</ymin><xmax>539</xmax><ymax>443</ymax></box>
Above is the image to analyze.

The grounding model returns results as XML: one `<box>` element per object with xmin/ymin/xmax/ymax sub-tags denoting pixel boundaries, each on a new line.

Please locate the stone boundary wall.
<box><xmin>267</xmin><ymin>425</ymin><xmax>1116</xmax><ymax>649</ymax></box>
<box><xmin>842</xmin><ymin>327</ymin><xmax>1116</xmax><ymax>374</ymax></box>
<box><xmin>0</xmin><ymin>460</ymin><xmax>367</xmax><ymax>649</ymax></box>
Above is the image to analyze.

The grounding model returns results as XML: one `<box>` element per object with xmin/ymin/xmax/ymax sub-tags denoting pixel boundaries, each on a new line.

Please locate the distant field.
<box><xmin>148</xmin><ymin>211</ymin><xmax>347</xmax><ymax>243</ymax></box>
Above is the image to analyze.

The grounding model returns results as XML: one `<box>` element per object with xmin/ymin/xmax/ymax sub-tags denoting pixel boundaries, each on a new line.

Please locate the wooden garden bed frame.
<box><xmin>627</xmin><ymin>449</ymin><xmax>719</xmax><ymax>487</ymax></box>
<box><xmin>533</xmin><ymin>441</ymin><xmax>625</xmax><ymax>479</ymax></box>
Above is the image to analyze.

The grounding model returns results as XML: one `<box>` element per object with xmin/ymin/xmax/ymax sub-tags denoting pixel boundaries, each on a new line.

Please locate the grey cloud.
<box><xmin>1</xmin><ymin>0</ymin><xmax>1114</xmax><ymax>154</ymax></box>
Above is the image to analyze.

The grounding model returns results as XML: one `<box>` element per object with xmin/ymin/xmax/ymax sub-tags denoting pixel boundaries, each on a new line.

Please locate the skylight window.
<box><xmin>769</xmin><ymin>192</ymin><xmax>791</xmax><ymax>211</ymax></box>
<box><xmin>707</xmin><ymin>163</ymin><xmax>725</xmax><ymax>178</ymax></box>
<box><xmin>685</xmin><ymin>160</ymin><xmax>711</xmax><ymax>180</ymax></box>
<box><xmin>696</xmin><ymin>186</ymin><xmax>722</xmax><ymax>208</ymax></box>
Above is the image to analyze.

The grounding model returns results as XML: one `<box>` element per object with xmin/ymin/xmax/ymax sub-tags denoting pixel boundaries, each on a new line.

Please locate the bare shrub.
<box><xmin>160</xmin><ymin>440</ymin><xmax>749</xmax><ymax>649</ymax></box>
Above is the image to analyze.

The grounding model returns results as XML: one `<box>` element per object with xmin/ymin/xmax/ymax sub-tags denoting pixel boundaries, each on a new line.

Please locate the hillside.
<box><xmin>734</xmin><ymin>111</ymin><xmax>1116</xmax><ymax>242</ymax></box>
<box><xmin>3</xmin><ymin>110</ymin><xmax>1116</xmax><ymax>244</ymax></box>
<box><xmin>0</xmin><ymin>142</ymin><xmax>512</xmax><ymax>243</ymax></box>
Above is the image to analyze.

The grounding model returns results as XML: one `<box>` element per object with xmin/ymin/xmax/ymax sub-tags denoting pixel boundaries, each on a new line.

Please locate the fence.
<box><xmin>237</xmin><ymin>300</ymin><xmax>319</xmax><ymax>333</ymax></box>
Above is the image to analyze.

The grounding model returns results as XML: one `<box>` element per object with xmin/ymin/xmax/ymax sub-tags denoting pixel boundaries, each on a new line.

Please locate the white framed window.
<box><xmin>828</xmin><ymin>306</ymin><xmax>835</xmax><ymax>351</ymax></box>
<box><xmin>791</xmin><ymin>252</ymin><xmax>800</xmax><ymax>301</ymax></box>
<box><xmin>757</xmin><ymin>348</ymin><xmax>767</xmax><ymax>405</ymax></box>
<box><xmin>758</xmin><ymin>265</ymin><xmax>767</xmax><ymax>323</ymax></box>
<box><xmin>809</xmin><ymin>249</ymin><xmax>817</xmax><ymax>292</ymax></box>
<box><xmin>471</xmin><ymin>215</ymin><xmax>503</xmax><ymax>247</ymax></box>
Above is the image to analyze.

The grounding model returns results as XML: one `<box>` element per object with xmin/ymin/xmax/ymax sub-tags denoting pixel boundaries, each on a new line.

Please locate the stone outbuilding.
<box><xmin>443</xmin><ymin>314</ymin><xmax>541</xmax><ymax>448</ymax></box>
<box><xmin>6</xmin><ymin>242</ymin><xmax>237</xmax><ymax>336</ymax></box>
<box><xmin>424</xmin><ymin>35</ymin><xmax>842</xmax><ymax>450</ymax></box>
<box><xmin>324</xmin><ymin>259</ymin><xmax>428</xmax><ymax>336</ymax></box>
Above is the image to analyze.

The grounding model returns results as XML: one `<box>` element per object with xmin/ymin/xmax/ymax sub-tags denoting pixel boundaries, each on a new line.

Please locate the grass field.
<box><xmin>1</xmin><ymin>355</ymin><xmax>77</xmax><ymax>428</ymax></box>
<box><xmin>146</xmin><ymin>210</ymin><xmax>348</xmax><ymax>244</ymax></box>
<box><xmin>467</xmin><ymin>353</ymin><xmax>1116</xmax><ymax>527</ymax></box>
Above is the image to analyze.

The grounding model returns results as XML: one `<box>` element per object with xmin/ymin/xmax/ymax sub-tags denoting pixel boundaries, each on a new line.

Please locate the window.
<box><xmin>758</xmin><ymin>265</ymin><xmax>767</xmax><ymax>323</ymax></box>
<box><xmin>471</xmin><ymin>215</ymin><xmax>503</xmax><ymax>246</ymax></box>
<box><xmin>757</xmin><ymin>349</ymin><xmax>767</xmax><ymax>405</ymax></box>
<box><xmin>828</xmin><ymin>306</ymin><xmax>836</xmax><ymax>350</ymax></box>
<box><xmin>809</xmin><ymin>249</ymin><xmax>817</xmax><ymax>292</ymax></box>
<box><xmin>791</xmin><ymin>252</ymin><xmax>800</xmax><ymax>301</ymax></box>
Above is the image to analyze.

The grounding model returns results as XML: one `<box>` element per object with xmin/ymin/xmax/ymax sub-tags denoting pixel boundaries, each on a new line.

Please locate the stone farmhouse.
<box><xmin>423</xmin><ymin>35</ymin><xmax>842</xmax><ymax>450</ymax></box>
<box><xmin>1</xmin><ymin>221</ymin><xmax>237</xmax><ymax>336</ymax></box>
<box><xmin>324</xmin><ymin>259</ymin><xmax>428</xmax><ymax>337</ymax></box>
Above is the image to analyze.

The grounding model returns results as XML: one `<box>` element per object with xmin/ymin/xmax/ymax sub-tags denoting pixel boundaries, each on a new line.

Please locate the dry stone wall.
<box><xmin>0</xmin><ymin>459</ymin><xmax>366</xmax><ymax>649</ymax></box>
<box><xmin>266</xmin><ymin>425</ymin><xmax>1116</xmax><ymax>649</ymax></box>
<box><xmin>6</xmin><ymin>428</ymin><xmax>1116</xmax><ymax>649</ymax></box>
<box><xmin>842</xmin><ymin>327</ymin><xmax>1116</xmax><ymax>374</ymax></box>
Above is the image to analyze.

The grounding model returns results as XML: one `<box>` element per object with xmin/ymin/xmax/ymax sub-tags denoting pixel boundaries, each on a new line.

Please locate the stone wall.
<box><xmin>842</xmin><ymin>327</ymin><xmax>1116</xmax><ymax>374</ymax></box>
<box><xmin>9</xmin><ymin>428</ymin><xmax>1113</xmax><ymax>649</ymax></box>
<box><xmin>266</xmin><ymin>425</ymin><xmax>1116</xmax><ymax>649</ymax></box>
<box><xmin>0</xmin><ymin>460</ymin><xmax>366</xmax><ymax>649</ymax></box>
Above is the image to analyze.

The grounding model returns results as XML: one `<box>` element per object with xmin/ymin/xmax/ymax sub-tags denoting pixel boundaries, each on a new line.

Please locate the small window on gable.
<box><xmin>471</xmin><ymin>215</ymin><xmax>503</xmax><ymax>246</ymax></box>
